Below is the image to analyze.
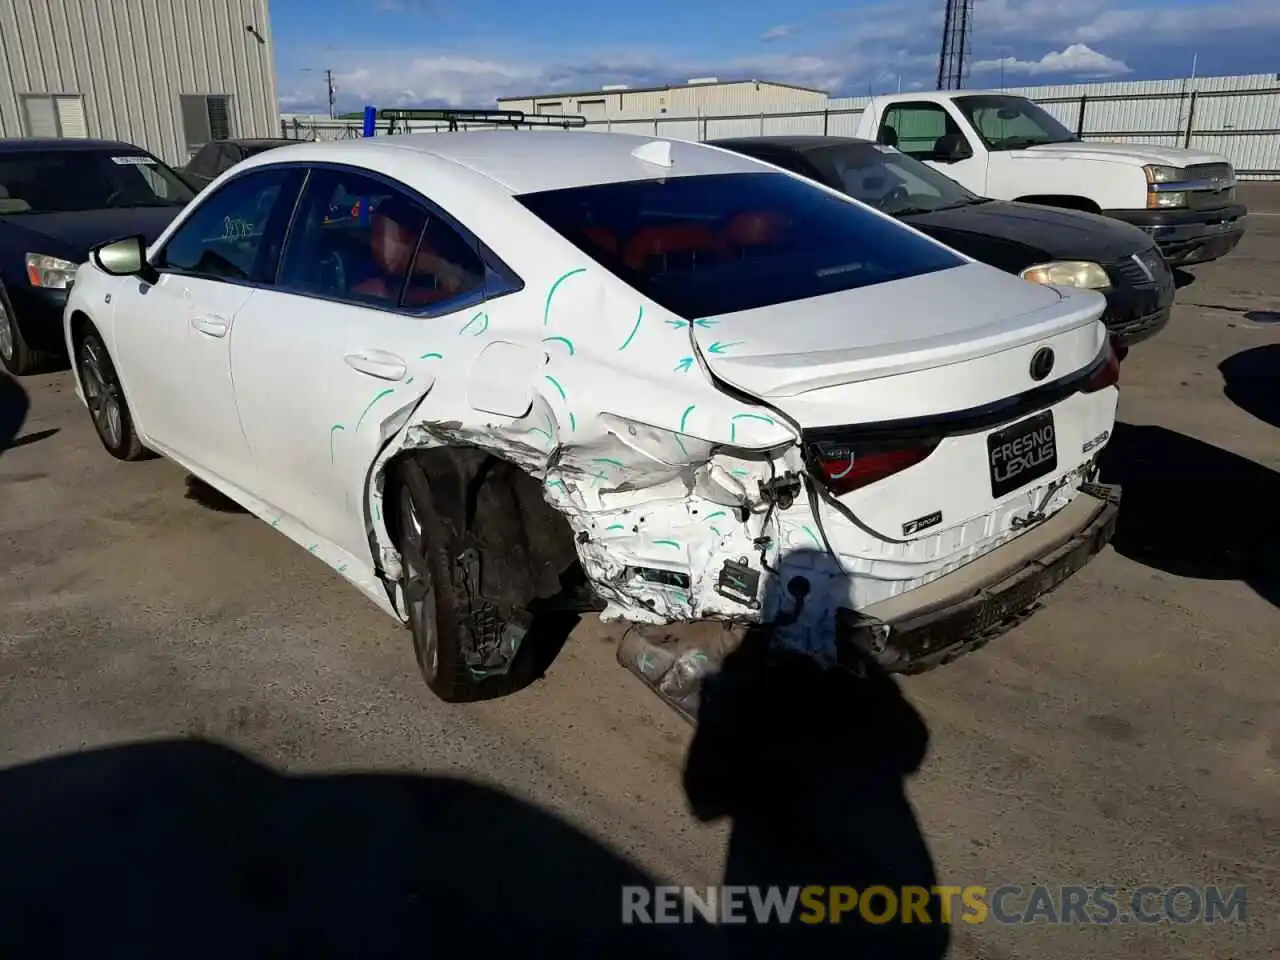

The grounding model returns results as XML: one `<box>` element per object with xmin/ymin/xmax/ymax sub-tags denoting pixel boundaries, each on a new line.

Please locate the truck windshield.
<box><xmin>517</xmin><ymin>171</ymin><xmax>965</xmax><ymax>319</ymax></box>
<box><xmin>953</xmin><ymin>95</ymin><xmax>1079</xmax><ymax>151</ymax></box>
<box><xmin>807</xmin><ymin>141</ymin><xmax>982</xmax><ymax>215</ymax></box>
<box><xmin>0</xmin><ymin>149</ymin><xmax>195</xmax><ymax>214</ymax></box>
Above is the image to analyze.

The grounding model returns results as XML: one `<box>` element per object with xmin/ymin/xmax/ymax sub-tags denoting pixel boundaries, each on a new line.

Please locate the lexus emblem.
<box><xmin>1030</xmin><ymin>347</ymin><xmax>1055</xmax><ymax>381</ymax></box>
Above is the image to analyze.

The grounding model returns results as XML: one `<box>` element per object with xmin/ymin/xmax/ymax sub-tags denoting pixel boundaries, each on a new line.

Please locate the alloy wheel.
<box><xmin>0</xmin><ymin>300</ymin><xmax>14</xmax><ymax>367</ymax></box>
<box><xmin>79</xmin><ymin>339</ymin><xmax>124</xmax><ymax>449</ymax></box>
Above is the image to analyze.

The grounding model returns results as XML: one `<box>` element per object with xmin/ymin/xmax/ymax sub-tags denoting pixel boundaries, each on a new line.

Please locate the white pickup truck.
<box><xmin>853</xmin><ymin>90</ymin><xmax>1247</xmax><ymax>267</ymax></box>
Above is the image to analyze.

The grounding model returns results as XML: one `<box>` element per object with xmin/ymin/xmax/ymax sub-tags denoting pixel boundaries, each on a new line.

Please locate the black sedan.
<box><xmin>711</xmin><ymin>135</ymin><xmax>1174</xmax><ymax>349</ymax></box>
<box><xmin>180</xmin><ymin>138</ymin><xmax>294</xmax><ymax>190</ymax></box>
<box><xmin>0</xmin><ymin>138</ymin><xmax>194</xmax><ymax>375</ymax></box>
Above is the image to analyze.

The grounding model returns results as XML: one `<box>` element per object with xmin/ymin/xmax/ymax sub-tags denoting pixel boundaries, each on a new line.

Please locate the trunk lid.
<box><xmin>692</xmin><ymin>261</ymin><xmax>1105</xmax><ymax>426</ymax></box>
<box><xmin>693</xmin><ymin>260</ymin><xmax>1115</xmax><ymax>541</ymax></box>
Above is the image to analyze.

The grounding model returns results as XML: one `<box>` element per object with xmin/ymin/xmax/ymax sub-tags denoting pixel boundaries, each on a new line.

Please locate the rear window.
<box><xmin>516</xmin><ymin>171</ymin><xmax>965</xmax><ymax>318</ymax></box>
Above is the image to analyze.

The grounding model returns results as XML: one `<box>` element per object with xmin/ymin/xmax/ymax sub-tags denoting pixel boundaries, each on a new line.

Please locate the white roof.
<box><xmin>241</xmin><ymin>130</ymin><xmax>770</xmax><ymax>195</ymax></box>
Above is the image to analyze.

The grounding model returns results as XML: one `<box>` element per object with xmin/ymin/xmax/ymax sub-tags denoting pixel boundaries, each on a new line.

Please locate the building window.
<box><xmin>179</xmin><ymin>94</ymin><xmax>233</xmax><ymax>158</ymax></box>
<box><xmin>20</xmin><ymin>94</ymin><xmax>88</xmax><ymax>138</ymax></box>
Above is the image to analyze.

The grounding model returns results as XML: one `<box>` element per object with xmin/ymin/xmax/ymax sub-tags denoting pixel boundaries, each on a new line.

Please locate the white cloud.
<box><xmin>973</xmin><ymin>43</ymin><xmax>1131</xmax><ymax>78</ymax></box>
<box><xmin>760</xmin><ymin>24</ymin><xmax>798</xmax><ymax>43</ymax></box>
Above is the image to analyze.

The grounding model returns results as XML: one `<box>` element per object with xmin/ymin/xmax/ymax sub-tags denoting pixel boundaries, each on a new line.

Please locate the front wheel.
<box><xmin>76</xmin><ymin>326</ymin><xmax>148</xmax><ymax>461</ymax></box>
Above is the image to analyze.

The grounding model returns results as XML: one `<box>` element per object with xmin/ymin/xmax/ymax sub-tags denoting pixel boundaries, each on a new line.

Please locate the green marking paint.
<box><xmin>546</xmin><ymin>478</ymin><xmax>566</xmax><ymax>492</ymax></box>
<box><xmin>271</xmin><ymin>517</ymin><xmax>281</xmax><ymax>527</ymax></box>
<box><xmin>542</xmin><ymin>335</ymin><xmax>575</xmax><ymax>355</ymax></box>
<box><xmin>355</xmin><ymin>388</ymin><xmax>395</xmax><ymax>432</ymax></box>
<box><xmin>307</xmin><ymin>544</ymin><xmax>318</xmax><ymax>553</ymax></box>
<box><xmin>328</xmin><ymin>424</ymin><xmax>345</xmax><ymax>464</ymax></box>
<box><xmin>404</xmin><ymin>376</ymin><xmax>414</xmax><ymax>385</ymax></box>
<box><xmin>663</xmin><ymin>319</ymin><xmax>687</xmax><ymax>329</ymax></box>
<box><xmin>730</xmin><ymin>468</ymin><xmax>750</xmax><ymax>478</ymax></box>
<box><xmin>674</xmin><ymin>356</ymin><xmax>694</xmax><ymax>373</ymax></box>
<box><xmin>652</xmin><ymin>539</ymin><xmax>681</xmax><ymax>549</ymax></box>
<box><xmin>706</xmin><ymin>340</ymin><xmax>742</xmax><ymax>354</ymax></box>
<box><xmin>679</xmin><ymin>404</ymin><xmax>696</xmax><ymax>433</ymax></box>
<box><xmin>543</xmin><ymin>268</ymin><xmax>586</xmax><ymax>325</ymax></box>
<box><xmin>801</xmin><ymin>525</ymin><xmax>822</xmax><ymax>547</ymax></box>
<box><xmin>618</xmin><ymin>306</ymin><xmax>644</xmax><ymax>350</ymax></box>
<box><xmin>420</xmin><ymin>351</ymin><xmax>444</xmax><ymax>360</ymax></box>
<box><xmin>729</xmin><ymin>411</ymin><xmax>776</xmax><ymax>443</ymax></box>
<box><xmin>568</xmin><ymin>411</ymin><xmax>577</xmax><ymax>432</ymax></box>
<box><xmin>605</xmin><ymin>523</ymin><xmax>626</xmax><ymax>531</ymax></box>
<box><xmin>544</xmin><ymin>374</ymin><xmax>567</xmax><ymax>401</ymax></box>
<box><xmin>693</xmin><ymin>318</ymin><xmax>717</xmax><ymax>329</ymax></box>
<box><xmin>709</xmin><ymin>525</ymin><xmax>722</xmax><ymax>536</ymax></box>
<box><xmin>458</xmin><ymin>311</ymin><xmax>489</xmax><ymax>336</ymax></box>
<box><xmin>704</xmin><ymin>510</ymin><xmax>727</xmax><ymax>521</ymax></box>
<box><xmin>593</xmin><ymin>457</ymin><xmax>625</xmax><ymax>467</ymax></box>
<box><xmin>337</xmin><ymin>563</ymin><xmax>348</xmax><ymax>573</ymax></box>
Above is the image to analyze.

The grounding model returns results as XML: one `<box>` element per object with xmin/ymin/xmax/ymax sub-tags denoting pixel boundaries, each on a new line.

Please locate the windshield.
<box><xmin>0</xmin><ymin>149</ymin><xmax>195</xmax><ymax>214</ymax></box>
<box><xmin>953</xmin><ymin>95</ymin><xmax>1078</xmax><ymax>151</ymax></box>
<box><xmin>809</xmin><ymin>142</ymin><xmax>980</xmax><ymax>215</ymax></box>
<box><xmin>517</xmin><ymin>171</ymin><xmax>964</xmax><ymax>319</ymax></box>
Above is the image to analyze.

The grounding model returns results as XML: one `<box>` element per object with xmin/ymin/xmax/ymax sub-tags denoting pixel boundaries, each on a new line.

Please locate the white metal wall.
<box><xmin>499</xmin><ymin>81</ymin><xmax>826</xmax><ymax>122</ymax></box>
<box><xmin>0</xmin><ymin>0</ymin><xmax>280</xmax><ymax>166</ymax></box>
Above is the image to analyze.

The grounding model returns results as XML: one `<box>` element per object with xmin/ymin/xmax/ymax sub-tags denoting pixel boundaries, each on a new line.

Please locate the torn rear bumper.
<box><xmin>842</xmin><ymin>483</ymin><xmax>1121</xmax><ymax>673</ymax></box>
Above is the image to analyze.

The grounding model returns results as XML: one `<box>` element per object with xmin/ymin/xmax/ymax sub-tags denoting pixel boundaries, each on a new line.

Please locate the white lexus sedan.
<box><xmin>64</xmin><ymin>131</ymin><xmax>1122</xmax><ymax>703</ymax></box>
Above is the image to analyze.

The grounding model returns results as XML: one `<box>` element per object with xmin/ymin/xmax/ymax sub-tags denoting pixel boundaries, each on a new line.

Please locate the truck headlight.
<box><xmin>1020</xmin><ymin>261</ymin><xmax>1111</xmax><ymax>290</ymax></box>
<box><xmin>1147</xmin><ymin>190</ymin><xmax>1187</xmax><ymax>209</ymax></box>
<box><xmin>25</xmin><ymin>253</ymin><xmax>79</xmax><ymax>290</ymax></box>
<box><xmin>1143</xmin><ymin>164</ymin><xmax>1186</xmax><ymax>184</ymax></box>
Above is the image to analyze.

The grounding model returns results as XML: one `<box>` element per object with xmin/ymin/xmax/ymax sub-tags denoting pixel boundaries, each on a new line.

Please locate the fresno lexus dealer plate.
<box><xmin>988</xmin><ymin>410</ymin><xmax>1057</xmax><ymax>498</ymax></box>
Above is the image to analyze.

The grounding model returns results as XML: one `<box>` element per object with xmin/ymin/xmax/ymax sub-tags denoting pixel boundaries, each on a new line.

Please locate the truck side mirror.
<box><xmin>934</xmin><ymin>134</ymin><xmax>973</xmax><ymax>163</ymax></box>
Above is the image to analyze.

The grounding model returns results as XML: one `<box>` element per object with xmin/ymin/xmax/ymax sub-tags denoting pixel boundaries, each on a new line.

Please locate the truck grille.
<box><xmin>1107</xmin><ymin>247</ymin><xmax>1169</xmax><ymax>288</ymax></box>
<box><xmin>1185</xmin><ymin>162</ymin><xmax>1236</xmax><ymax>210</ymax></box>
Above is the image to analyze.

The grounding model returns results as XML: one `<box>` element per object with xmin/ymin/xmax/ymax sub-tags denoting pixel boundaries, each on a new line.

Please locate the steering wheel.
<box><xmin>318</xmin><ymin>250</ymin><xmax>347</xmax><ymax>293</ymax></box>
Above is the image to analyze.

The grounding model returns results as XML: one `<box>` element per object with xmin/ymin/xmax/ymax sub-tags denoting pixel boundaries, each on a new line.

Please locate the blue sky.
<box><xmin>269</xmin><ymin>0</ymin><xmax>1280</xmax><ymax>113</ymax></box>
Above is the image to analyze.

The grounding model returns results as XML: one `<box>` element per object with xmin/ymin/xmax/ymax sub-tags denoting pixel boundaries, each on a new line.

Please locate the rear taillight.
<box><xmin>809</xmin><ymin>438</ymin><xmax>941</xmax><ymax>496</ymax></box>
<box><xmin>1081</xmin><ymin>341</ymin><xmax>1121</xmax><ymax>394</ymax></box>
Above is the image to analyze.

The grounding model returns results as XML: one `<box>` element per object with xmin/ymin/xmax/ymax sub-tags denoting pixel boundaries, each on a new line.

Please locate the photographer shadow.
<box><xmin>680</xmin><ymin>548</ymin><xmax>950</xmax><ymax>957</ymax></box>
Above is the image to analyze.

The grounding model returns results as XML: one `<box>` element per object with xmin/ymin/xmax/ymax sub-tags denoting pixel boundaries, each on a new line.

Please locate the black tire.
<box><xmin>74</xmin><ymin>325</ymin><xmax>148</xmax><ymax>461</ymax></box>
<box><xmin>0</xmin><ymin>283</ymin><xmax>45</xmax><ymax>377</ymax></box>
<box><xmin>394</xmin><ymin>458</ymin><xmax>532</xmax><ymax>703</ymax></box>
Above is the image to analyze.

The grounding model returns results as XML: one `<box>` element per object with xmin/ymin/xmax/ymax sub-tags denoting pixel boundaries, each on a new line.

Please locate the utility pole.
<box><xmin>303</xmin><ymin>68</ymin><xmax>337</xmax><ymax>118</ymax></box>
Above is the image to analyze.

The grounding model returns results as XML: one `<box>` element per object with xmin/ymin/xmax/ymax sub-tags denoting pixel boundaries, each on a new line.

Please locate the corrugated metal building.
<box><xmin>498</xmin><ymin>78</ymin><xmax>827</xmax><ymax>123</ymax></box>
<box><xmin>0</xmin><ymin>0</ymin><xmax>280</xmax><ymax>166</ymax></box>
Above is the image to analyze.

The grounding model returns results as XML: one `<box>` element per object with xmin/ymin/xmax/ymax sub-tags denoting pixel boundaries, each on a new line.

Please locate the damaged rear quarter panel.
<box><xmin>365</xmin><ymin>254</ymin><xmax>804</xmax><ymax>625</ymax></box>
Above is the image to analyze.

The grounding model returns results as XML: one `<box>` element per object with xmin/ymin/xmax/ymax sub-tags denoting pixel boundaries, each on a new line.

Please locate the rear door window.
<box><xmin>517</xmin><ymin>171</ymin><xmax>964</xmax><ymax>318</ymax></box>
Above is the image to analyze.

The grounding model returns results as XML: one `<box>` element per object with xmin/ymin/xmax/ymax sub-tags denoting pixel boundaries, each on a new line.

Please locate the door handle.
<box><xmin>192</xmin><ymin>314</ymin><xmax>229</xmax><ymax>337</ymax></box>
<box><xmin>344</xmin><ymin>350</ymin><xmax>407</xmax><ymax>381</ymax></box>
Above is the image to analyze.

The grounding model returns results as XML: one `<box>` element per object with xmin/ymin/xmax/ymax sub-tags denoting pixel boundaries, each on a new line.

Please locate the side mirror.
<box><xmin>935</xmin><ymin>134</ymin><xmax>973</xmax><ymax>163</ymax></box>
<box><xmin>91</xmin><ymin>235</ymin><xmax>150</xmax><ymax>278</ymax></box>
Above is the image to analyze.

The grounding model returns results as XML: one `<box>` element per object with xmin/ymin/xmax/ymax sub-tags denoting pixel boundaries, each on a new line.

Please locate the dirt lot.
<box><xmin>1</xmin><ymin>187</ymin><xmax>1277</xmax><ymax>958</ymax></box>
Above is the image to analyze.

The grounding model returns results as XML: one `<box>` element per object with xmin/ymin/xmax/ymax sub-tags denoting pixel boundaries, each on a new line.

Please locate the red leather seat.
<box><xmin>722</xmin><ymin>210</ymin><xmax>790</xmax><ymax>252</ymax></box>
<box><xmin>622</xmin><ymin>223</ymin><xmax>725</xmax><ymax>273</ymax></box>
<box><xmin>581</xmin><ymin>226</ymin><xmax>619</xmax><ymax>255</ymax></box>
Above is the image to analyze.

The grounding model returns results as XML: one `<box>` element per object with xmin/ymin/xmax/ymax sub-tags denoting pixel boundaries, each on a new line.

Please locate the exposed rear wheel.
<box><xmin>76</xmin><ymin>326</ymin><xmax>147</xmax><ymax>461</ymax></box>
<box><xmin>394</xmin><ymin>458</ymin><xmax>535</xmax><ymax>703</ymax></box>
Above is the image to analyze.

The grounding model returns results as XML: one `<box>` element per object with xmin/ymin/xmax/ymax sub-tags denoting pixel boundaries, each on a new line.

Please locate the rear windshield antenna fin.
<box><xmin>631</xmin><ymin>140</ymin><xmax>674</xmax><ymax>167</ymax></box>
